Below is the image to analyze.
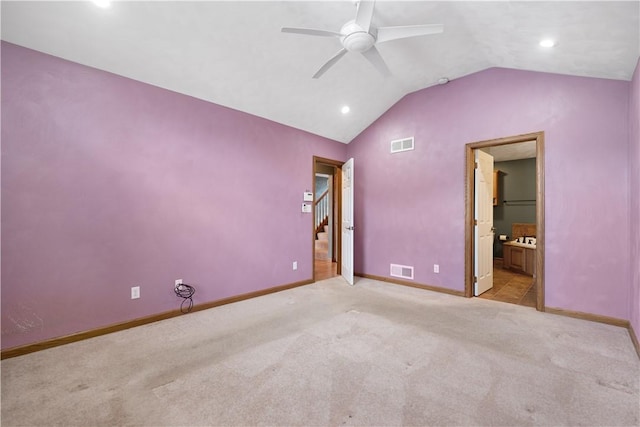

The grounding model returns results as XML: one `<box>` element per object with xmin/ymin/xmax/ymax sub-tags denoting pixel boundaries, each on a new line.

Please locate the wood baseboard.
<box><xmin>5</xmin><ymin>278</ymin><xmax>637</xmax><ymax>361</ymax></box>
<box><xmin>1</xmin><ymin>279</ymin><xmax>313</xmax><ymax>360</ymax></box>
<box><xmin>544</xmin><ymin>306</ymin><xmax>630</xmax><ymax>328</ymax></box>
<box><xmin>545</xmin><ymin>306</ymin><xmax>640</xmax><ymax>360</ymax></box>
<box><xmin>629</xmin><ymin>323</ymin><xmax>640</xmax><ymax>359</ymax></box>
<box><xmin>356</xmin><ymin>273</ymin><xmax>466</xmax><ymax>297</ymax></box>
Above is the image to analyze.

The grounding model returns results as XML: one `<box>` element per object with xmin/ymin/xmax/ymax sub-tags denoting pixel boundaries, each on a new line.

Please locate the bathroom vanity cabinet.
<box><xmin>503</xmin><ymin>243</ymin><xmax>536</xmax><ymax>276</ymax></box>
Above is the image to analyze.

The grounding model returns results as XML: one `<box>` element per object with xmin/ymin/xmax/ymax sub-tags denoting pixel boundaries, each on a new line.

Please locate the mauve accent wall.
<box><xmin>630</xmin><ymin>57</ymin><xmax>640</xmax><ymax>343</ymax></box>
<box><xmin>1</xmin><ymin>43</ymin><xmax>347</xmax><ymax>350</ymax></box>
<box><xmin>347</xmin><ymin>67</ymin><xmax>631</xmax><ymax>321</ymax></box>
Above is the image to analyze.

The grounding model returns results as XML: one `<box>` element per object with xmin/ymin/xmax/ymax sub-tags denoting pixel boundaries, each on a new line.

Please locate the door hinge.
<box><xmin>474</xmin><ymin>219</ymin><xmax>478</xmax><ymax>226</ymax></box>
<box><xmin>474</xmin><ymin>276</ymin><xmax>478</xmax><ymax>283</ymax></box>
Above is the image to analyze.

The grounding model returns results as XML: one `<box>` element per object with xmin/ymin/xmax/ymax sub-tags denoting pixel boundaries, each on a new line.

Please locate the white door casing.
<box><xmin>474</xmin><ymin>150</ymin><xmax>494</xmax><ymax>296</ymax></box>
<box><xmin>341</xmin><ymin>158</ymin><xmax>354</xmax><ymax>285</ymax></box>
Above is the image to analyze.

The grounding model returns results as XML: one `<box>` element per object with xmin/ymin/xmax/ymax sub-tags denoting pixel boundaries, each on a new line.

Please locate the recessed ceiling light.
<box><xmin>341</xmin><ymin>105</ymin><xmax>350</xmax><ymax>114</ymax></box>
<box><xmin>539</xmin><ymin>39</ymin><xmax>556</xmax><ymax>48</ymax></box>
<box><xmin>91</xmin><ymin>0</ymin><xmax>111</xmax><ymax>8</ymax></box>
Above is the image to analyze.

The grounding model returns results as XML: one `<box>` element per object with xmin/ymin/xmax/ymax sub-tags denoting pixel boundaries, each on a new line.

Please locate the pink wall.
<box><xmin>347</xmin><ymin>67</ymin><xmax>631</xmax><ymax>321</ymax></box>
<box><xmin>629</xmin><ymin>57</ymin><xmax>640</xmax><ymax>341</ymax></box>
<box><xmin>2</xmin><ymin>42</ymin><xmax>636</xmax><ymax>351</ymax></box>
<box><xmin>1</xmin><ymin>43</ymin><xmax>347</xmax><ymax>349</ymax></box>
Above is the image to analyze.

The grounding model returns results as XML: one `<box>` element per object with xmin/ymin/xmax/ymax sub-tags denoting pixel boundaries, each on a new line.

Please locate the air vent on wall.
<box><xmin>390</xmin><ymin>263</ymin><xmax>414</xmax><ymax>280</ymax></box>
<box><xmin>390</xmin><ymin>137</ymin><xmax>414</xmax><ymax>154</ymax></box>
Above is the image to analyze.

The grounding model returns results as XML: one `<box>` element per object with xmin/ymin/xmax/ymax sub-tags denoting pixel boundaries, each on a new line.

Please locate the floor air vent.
<box><xmin>390</xmin><ymin>137</ymin><xmax>414</xmax><ymax>153</ymax></box>
<box><xmin>390</xmin><ymin>263</ymin><xmax>414</xmax><ymax>280</ymax></box>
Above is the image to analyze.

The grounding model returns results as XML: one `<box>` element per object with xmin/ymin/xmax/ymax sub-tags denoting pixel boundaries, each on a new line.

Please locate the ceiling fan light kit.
<box><xmin>282</xmin><ymin>0</ymin><xmax>443</xmax><ymax>79</ymax></box>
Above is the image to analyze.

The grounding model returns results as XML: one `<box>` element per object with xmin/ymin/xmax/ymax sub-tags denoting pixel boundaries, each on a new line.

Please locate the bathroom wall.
<box><xmin>493</xmin><ymin>158</ymin><xmax>536</xmax><ymax>257</ymax></box>
<box><xmin>1</xmin><ymin>43</ymin><xmax>347</xmax><ymax>350</ymax></box>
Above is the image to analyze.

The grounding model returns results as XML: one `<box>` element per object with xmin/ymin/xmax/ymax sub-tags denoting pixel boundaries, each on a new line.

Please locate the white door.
<box><xmin>474</xmin><ymin>150</ymin><xmax>494</xmax><ymax>296</ymax></box>
<box><xmin>341</xmin><ymin>158</ymin><xmax>354</xmax><ymax>285</ymax></box>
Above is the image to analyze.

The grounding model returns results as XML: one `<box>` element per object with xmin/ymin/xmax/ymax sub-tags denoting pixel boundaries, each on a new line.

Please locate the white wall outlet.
<box><xmin>293</xmin><ymin>261</ymin><xmax>298</xmax><ymax>270</ymax></box>
<box><xmin>433</xmin><ymin>264</ymin><xmax>440</xmax><ymax>273</ymax></box>
<box><xmin>131</xmin><ymin>286</ymin><xmax>140</xmax><ymax>299</ymax></box>
<box><xmin>175</xmin><ymin>279</ymin><xmax>183</xmax><ymax>290</ymax></box>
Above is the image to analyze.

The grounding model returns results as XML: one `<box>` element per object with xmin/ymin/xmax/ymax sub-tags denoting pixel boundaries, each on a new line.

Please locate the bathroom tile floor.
<box><xmin>478</xmin><ymin>258</ymin><xmax>536</xmax><ymax>308</ymax></box>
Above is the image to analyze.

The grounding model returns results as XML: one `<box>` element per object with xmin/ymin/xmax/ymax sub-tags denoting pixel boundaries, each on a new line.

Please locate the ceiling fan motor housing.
<box><xmin>341</xmin><ymin>21</ymin><xmax>375</xmax><ymax>52</ymax></box>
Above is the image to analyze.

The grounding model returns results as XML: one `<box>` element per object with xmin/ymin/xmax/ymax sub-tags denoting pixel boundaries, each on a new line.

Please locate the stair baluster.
<box><xmin>314</xmin><ymin>190</ymin><xmax>329</xmax><ymax>237</ymax></box>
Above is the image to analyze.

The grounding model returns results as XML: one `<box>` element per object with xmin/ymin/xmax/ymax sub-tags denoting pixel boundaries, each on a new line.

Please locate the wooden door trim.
<box><xmin>313</xmin><ymin>156</ymin><xmax>344</xmax><ymax>281</ymax></box>
<box><xmin>464</xmin><ymin>131</ymin><xmax>545</xmax><ymax>311</ymax></box>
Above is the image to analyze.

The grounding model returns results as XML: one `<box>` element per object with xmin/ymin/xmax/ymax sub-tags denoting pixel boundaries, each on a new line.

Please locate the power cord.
<box><xmin>175</xmin><ymin>283</ymin><xmax>195</xmax><ymax>313</ymax></box>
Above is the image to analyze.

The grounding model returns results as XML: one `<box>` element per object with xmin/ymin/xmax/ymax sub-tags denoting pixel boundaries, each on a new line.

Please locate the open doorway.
<box><xmin>465</xmin><ymin>132</ymin><xmax>545</xmax><ymax>311</ymax></box>
<box><xmin>313</xmin><ymin>157</ymin><xmax>343</xmax><ymax>281</ymax></box>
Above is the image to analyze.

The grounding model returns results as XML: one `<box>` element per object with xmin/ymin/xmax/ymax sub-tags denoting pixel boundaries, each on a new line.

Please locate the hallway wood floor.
<box><xmin>478</xmin><ymin>258</ymin><xmax>536</xmax><ymax>308</ymax></box>
<box><xmin>314</xmin><ymin>258</ymin><xmax>338</xmax><ymax>281</ymax></box>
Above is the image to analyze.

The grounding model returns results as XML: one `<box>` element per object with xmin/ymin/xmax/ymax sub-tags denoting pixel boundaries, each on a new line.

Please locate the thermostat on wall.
<box><xmin>303</xmin><ymin>192</ymin><xmax>313</xmax><ymax>202</ymax></box>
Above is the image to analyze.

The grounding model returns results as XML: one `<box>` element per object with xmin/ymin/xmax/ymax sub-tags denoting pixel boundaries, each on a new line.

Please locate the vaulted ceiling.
<box><xmin>2</xmin><ymin>1</ymin><xmax>639</xmax><ymax>143</ymax></box>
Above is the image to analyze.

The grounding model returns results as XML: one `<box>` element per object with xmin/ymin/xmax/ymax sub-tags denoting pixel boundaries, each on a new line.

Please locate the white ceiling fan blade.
<box><xmin>355</xmin><ymin>0</ymin><xmax>375</xmax><ymax>33</ymax></box>
<box><xmin>376</xmin><ymin>24</ymin><xmax>444</xmax><ymax>44</ymax></box>
<box><xmin>313</xmin><ymin>48</ymin><xmax>348</xmax><ymax>79</ymax></box>
<box><xmin>281</xmin><ymin>27</ymin><xmax>343</xmax><ymax>38</ymax></box>
<box><xmin>362</xmin><ymin>46</ymin><xmax>390</xmax><ymax>78</ymax></box>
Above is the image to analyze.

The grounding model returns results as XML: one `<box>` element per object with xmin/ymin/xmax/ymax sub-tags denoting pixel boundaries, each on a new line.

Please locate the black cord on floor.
<box><xmin>175</xmin><ymin>283</ymin><xmax>195</xmax><ymax>313</ymax></box>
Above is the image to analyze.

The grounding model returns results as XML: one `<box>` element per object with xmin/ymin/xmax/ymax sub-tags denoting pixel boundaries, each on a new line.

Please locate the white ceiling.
<box><xmin>2</xmin><ymin>1</ymin><xmax>639</xmax><ymax>143</ymax></box>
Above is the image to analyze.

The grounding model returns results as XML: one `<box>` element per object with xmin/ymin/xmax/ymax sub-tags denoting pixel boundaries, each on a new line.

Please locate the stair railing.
<box><xmin>314</xmin><ymin>190</ymin><xmax>329</xmax><ymax>233</ymax></box>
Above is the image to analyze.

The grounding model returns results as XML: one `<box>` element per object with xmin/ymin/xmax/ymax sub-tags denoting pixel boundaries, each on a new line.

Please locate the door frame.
<box><xmin>464</xmin><ymin>131</ymin><xmax>545</xmax><ymax>311</ymax></box>
<box><xmin>313</xmin><ymin>156</ymin><xmax>344</xmax><ymax>281</ymax></box>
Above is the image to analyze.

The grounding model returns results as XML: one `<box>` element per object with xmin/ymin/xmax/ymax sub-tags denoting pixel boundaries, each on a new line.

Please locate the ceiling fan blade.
<box><xmin>281</xmin><ymin>27</ymin><xmax>343</xmax><ymax>38</ymax></box>
<box><xmin>355</xmin><ymin>0</ymin><xmax>375</xmax><ymax>33</ymax></box>
<box><xmin>376</xmin><ymin>24</ymin><xmax>444</xmax><ymax>44</ymax></box>
<box><xmin>362</xmin><ymin>46</ymin><xmax>390</xmax><ymax>78</ymax></box>
<box><xmin>313</xmin><ymin>48</ymin><xmax>348</xmax><ymax>79</ymax></box>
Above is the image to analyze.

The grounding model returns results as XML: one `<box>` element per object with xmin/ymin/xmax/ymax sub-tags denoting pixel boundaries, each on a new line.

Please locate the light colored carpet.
<box><xmin>2</xmin><ymin>277</ymin><xmax>639</xmax><ymax>426</ymax></box>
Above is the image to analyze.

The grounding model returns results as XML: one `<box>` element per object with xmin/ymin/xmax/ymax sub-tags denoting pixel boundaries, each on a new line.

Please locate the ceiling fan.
<box><xmin>281</xmin><ymin>0</ymin><xmax>443</xmax><ymax>79</ymax></box>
